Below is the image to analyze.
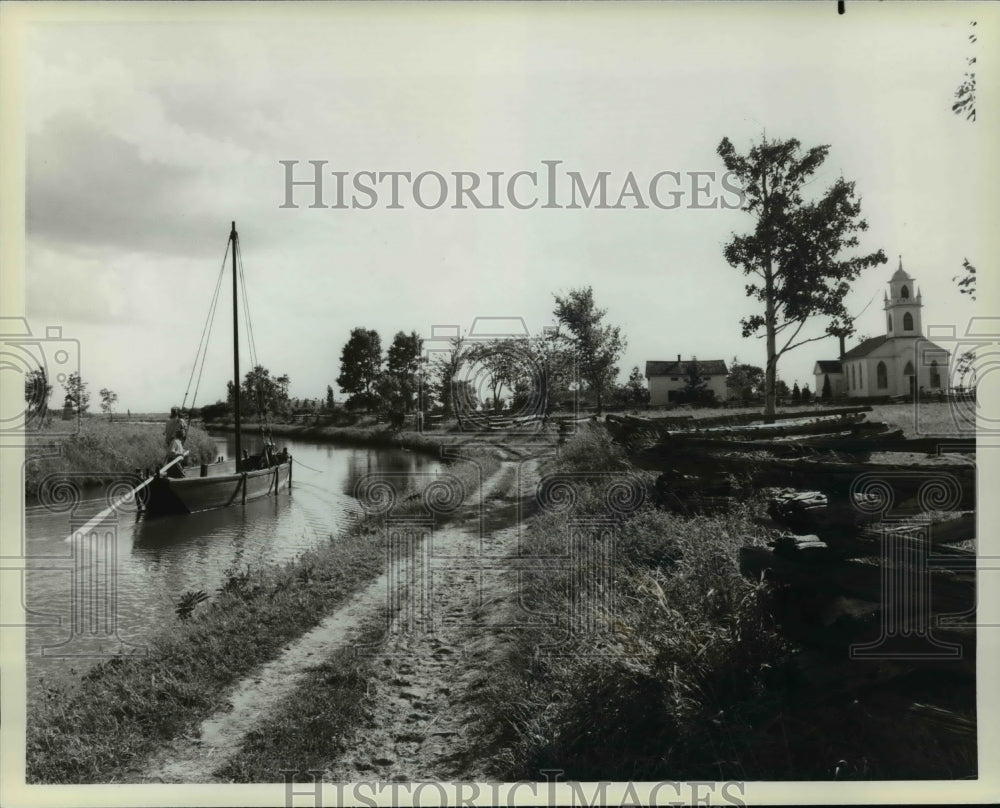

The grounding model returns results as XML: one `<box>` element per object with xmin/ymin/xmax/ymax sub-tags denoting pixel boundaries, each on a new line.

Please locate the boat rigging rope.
<box><xmin>236</xmin><ymin>241</ymin><xmax>275</xmax><ymax>450</ymax></box>
<box><xmin>181</xmin><ymin>240</ymin><xmax>230</xmax><ymax>421</ymax></box>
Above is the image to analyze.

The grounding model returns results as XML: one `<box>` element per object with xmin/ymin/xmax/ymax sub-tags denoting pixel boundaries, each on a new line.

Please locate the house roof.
<box><xmin>815</xmin><ymin>360</ymin><xmax>843</xmax><ymax>374</ymax></box>
<box><xmin>841</xmin><ymin>335</ymin><xmax>890</xmax><ymax>360</ymax></box>
<box><xmin>646</xmin><ymin>359</ymin><xmax>728</xmax><ymax>377</ymax></box>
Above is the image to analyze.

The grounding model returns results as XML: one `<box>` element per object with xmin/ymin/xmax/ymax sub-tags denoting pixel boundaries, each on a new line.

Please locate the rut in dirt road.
<box><xmin>139</xmin><ymin>456</ymin><xmax>538</xmax><ymax>783</ymax></box>
<box><xmin>326</xmin><ymin>457</ymin><xmax>542</xmax><ymax>782</ymax></box>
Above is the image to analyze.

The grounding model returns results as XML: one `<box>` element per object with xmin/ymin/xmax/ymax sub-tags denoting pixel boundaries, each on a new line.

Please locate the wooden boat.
<box><xmin>141</xmin><ymin>222</ymin><xmax>292</xmax><ymax>516</ymax></box>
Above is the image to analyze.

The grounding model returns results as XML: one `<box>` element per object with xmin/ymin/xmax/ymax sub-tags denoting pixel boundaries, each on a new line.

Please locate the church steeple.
<box><xmin>884</xmin><ymin>256</ymin><xmax>923</xmax><ymax>337</ymax></box>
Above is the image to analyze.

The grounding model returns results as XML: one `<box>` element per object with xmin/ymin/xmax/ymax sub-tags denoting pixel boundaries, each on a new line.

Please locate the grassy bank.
<box><xmin>210</xmin><ymin>418</ymin><xmax>558</xmax><ymax>454</ymax></box>
<box><xmin>24</xmin><ymin>419</ymin><xmax>217</xmax><ymax>498</ymax></box>
<box><xmin>27</xmin><ymin>444</ymin><xmax>501</xmax><ymax>784</ymax></box>
<box><xmin>472</xmin><ymin>423</ymin><xmax>976</xmax><ymax>780</ymax></box>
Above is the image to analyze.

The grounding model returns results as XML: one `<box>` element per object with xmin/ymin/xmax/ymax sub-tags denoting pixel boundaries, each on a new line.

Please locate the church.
<box><xmin>813</xmin><ymin>259</ymin><xmax>950</xmax><ymax>399</ymax></box>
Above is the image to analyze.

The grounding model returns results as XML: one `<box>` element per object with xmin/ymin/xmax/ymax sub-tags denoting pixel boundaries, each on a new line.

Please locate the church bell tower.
<box><xmin>884</xmin><ymin>256</ymin><xmax>923</xmax><ymax>338</ymax></box>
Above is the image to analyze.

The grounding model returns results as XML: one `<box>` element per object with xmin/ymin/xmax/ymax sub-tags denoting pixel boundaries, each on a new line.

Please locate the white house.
<box><xmin>645</xmin><ymin>356</ymin><xmax>729</xmax><ymax>404</ymax></box>
<box><xmin>814</xmin><ymin>259</ymin><xmax>949</xmax><ymax>398</ymax></box>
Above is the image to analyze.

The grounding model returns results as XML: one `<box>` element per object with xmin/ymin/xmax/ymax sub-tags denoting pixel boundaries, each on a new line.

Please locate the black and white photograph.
<box><xmin>1</xmin><ymin>1</ymin><xmax>998</xmax><ymax>805</ymax></box>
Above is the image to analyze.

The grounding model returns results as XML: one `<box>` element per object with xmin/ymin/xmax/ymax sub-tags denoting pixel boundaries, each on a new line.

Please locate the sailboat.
<box><xmin>140</xmin><ymin>222</ymin><xmax>292</xmax><ymax>516</ymax></box>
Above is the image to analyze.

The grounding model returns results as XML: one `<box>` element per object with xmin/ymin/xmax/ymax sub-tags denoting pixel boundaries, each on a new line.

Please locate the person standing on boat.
<box><xmin>165</xmin><ymin>427</ymin><xmax>187</xmax><ymax>478</ymax></box>
<box><xmin>164</xmin><ymin>407</ymin><xmax>186</xmax><ymax>449</ymax></box>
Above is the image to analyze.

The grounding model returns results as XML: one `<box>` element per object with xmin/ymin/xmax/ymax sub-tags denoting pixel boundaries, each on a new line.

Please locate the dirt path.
<box><xmin>140</xmin><ymin>455</ymin><xmax>541</xmax><ymax>783</ymax></box>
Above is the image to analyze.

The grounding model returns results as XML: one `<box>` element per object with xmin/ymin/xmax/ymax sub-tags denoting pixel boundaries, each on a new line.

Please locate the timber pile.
<box><xmin>608</xmin><ymin>406</ymin><xmax>978</xmax><ymax>700</ymax></box>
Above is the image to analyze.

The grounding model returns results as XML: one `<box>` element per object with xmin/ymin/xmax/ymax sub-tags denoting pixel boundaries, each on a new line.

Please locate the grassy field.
<box><xmin>472</xmin><ymin>423</ymin><xmax>976</xmax><ymax>780</ymax></box>
<box><xmin>23</xmin><ymin>418</ymin><xmax>218</xmax><ymax>498</ymax></box>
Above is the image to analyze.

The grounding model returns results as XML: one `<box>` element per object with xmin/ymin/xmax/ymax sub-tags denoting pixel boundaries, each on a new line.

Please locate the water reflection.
<box><xmin>24</xmin><ymin>435</ymin><xmax>443</xmax><ymax>703</ymax></box>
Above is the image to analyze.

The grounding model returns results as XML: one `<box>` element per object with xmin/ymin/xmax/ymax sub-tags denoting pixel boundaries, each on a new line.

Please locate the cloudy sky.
<box><xmin>10</xmin><ymin>2</ymin><xmax>994</xmax><ymax>412</ymax></box>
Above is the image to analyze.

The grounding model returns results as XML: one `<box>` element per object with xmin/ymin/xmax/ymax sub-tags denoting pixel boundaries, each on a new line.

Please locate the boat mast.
<box><xmin>231</xmin><ymin>221</ymin><xmax>242</xmax><ymax>471</ymax></box>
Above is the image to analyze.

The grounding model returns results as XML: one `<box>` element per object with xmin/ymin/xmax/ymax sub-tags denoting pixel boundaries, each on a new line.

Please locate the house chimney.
<box><xmin>677</xmin><ymin>353</ymin><xmax>681</xmax><ymax>362</ymax></box>
<box><xmin>838</xmin><ymin>335</ymin><xmax>845</xmax><ymax>359</ymax></box>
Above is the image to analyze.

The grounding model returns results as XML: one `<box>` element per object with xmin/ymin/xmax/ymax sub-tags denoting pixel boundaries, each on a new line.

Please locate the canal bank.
<box><xmin>26</xmin><ymin>434</ymin><xmax>508</xmax><ymax>783</ymax></box>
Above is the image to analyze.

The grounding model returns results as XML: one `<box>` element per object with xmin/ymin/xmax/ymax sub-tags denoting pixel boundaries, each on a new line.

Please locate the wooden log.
<box><xmin>664</xmin><ymin>413</ymin><xmax>873</xmax><ymax>440</ymax></box>
<box><xmin>660</xmin><ymin>427</ymin><xmax>901</xmax><ymax>458</ymax></box>
<box><xmin>739</xmin><ymin>545</ymin><xmax>975</xmax><ymax>615</ymax></box>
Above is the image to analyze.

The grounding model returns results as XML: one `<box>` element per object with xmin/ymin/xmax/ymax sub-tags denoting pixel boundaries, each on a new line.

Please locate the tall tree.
<box><xmin>431</xmin><ymin>335</ymin><xmax>467</xmax><ymax>427</ymax></box>
<box><xmin>337</xmin><ymin>328</ymin><xmax>383</xmax><ymax>410</ymax></box>
<box><xmin>953</xmin><ymin>258</ymin><xmax>976</xmax><ymax>301</ymax></box>
<box><xmin>385</xmin><ymin>331</ymin><xmax>425</xmax><ymax>412</ymax></box>
<box><xmin>467</xmin><ymin>339</ymin><xmax>524</xmax><ymax>415</ymax></box>
<box><xmin>680</xmin><ymin>358</ymin><xmax>711</xmax><ymax>405</ymax></box>
<box><xmin>325</xmin><ymin>385</ymin><xmax>335</xmax><ymax>410</ymax></box>
<box><xmin>99</xmin><ymin>388</ymin><xmax>118</xmax><ymax>421</ymax></box>
<box><xmin>718</xmin><ymin>135</ymin><xmax>886</xmax><ymax>419</ymax></box>
<box><xmin>952</xmin><ymin>21</ymin><xmax>977</xmax><ymax>121</ymax></box>
<box><xmin>623</xmin><ymin>365</ymin><xmax>650</xmax><ymax>407</ymax></box>
<box><xmin>553</xmin><ymin>286</ymin><xmax>626</xmax><ymax>414</ymax></box>
<box><xmin>726</xmin><ymin>359</ymin><xmax>765</xmax><ymax>403</ymax></box>
<box><xmin>232</xmin><ymin>365</ymin><xmax>290</xmax><ymax>418</ymax></box>
<box><xmin>62</xmin><ymin>371</ymin><xmax>89</xmax><ymax>415</ymax></box>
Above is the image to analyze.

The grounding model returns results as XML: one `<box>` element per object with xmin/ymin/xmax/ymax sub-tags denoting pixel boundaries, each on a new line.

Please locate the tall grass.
<box><xmin>24</xmin><ymin>419</ymin><xmax>217</xmax><ymax>498</ymax></box>
<box><xmin>471</xmin><ymin>422</ymin><xmax>975</xmax><ymax>780</ymax></box>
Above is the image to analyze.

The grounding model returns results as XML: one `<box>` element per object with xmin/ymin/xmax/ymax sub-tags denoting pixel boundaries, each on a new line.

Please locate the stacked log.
<box><xmin>608</xmin><ymin>407</ymin><xmax>977</xmax><ymax>693</ymax></box>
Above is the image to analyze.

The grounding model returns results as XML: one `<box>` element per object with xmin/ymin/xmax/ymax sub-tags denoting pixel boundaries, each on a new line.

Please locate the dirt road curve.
<box><xmin>141</xmin><ymin>456</ymin><xmax>541</xmax><ymax>783</ymax></box>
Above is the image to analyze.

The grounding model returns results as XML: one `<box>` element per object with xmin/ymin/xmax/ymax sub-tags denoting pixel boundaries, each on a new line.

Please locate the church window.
<box><xmin>887</xmin><ymin>313</ymin><xmax>892</xmax><ymax>332</ymax></box>
<box><xmin>851</xmin><ymin>365</ymin><xmax>856</xmax><ymax>389</ymax></box>
<box><xmin>859</xmin><ymin>364</ymin><xmax>863</xmax><ymax>387</ymax></box>
<box><xmin>877</xmin><ymin>361</ymin><xmax>888</xmax><ymax>389</ymax></box>
<box><xmin>903</xmin><ymin>312</ymin><xmax>914</xmax><ymax>331</ymax></box>
<box><xmin>930</xmin><ymin>360</ymin><xmax>941</xmax><ymax>388</ymax></box>
<box><xmin>901</xmin><ymin>285</ymin><xmax>910</xmax><ymax>299</ymax></box>
<box><xmin>904</xmin><ymin>360</ymin><xmax>914</xmax><ymax>376</ymax></box>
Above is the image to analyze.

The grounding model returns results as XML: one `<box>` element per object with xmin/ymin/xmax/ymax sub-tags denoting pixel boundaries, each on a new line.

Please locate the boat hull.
<box><xmin>142</xmin><ymin>460</ymin><xmax>292</xmax><ymax>516</ymax></box>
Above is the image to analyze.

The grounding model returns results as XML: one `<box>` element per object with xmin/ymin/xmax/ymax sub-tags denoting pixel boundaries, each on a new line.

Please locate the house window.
<box><xmin>859</xmin><ymin>364</ymin><xmax>863</xmax><ymax>388</ymax></box>
<box><xmin>930</xmin><ymin>360</ymin><xmax>941</xmax><ymax>388</ymax></box>
<box><xmin>877</xmin><ymin>361</ymin><xmax>888</xmax><ymax>389</ymax></box>
<box><xmin>901</xmin><ymin>285</ymin><xmax>910</xmax><ymax>299</ymax></box>
<box><xmin>670</xmin><ymin>377</ymin><xmax>679</xmax><ymax>382</ymax></box>
<box><xmin>903</xmin><ymin>312</ymin><xmax>914</xmax><ymax>331</ymax></box>
<box><xmin>851</xmin><ymin>365</ymin><xmax>856</xmax><ymax>389</ymax></box>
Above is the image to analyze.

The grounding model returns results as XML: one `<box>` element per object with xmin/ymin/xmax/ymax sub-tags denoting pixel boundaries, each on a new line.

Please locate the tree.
<box><xmin>507</xmin><ymin>330</ymin><xmax>574</xmax><ymax>418</ymax></box>
<box><xmin>24</xmin><ymin>367</ymin><xmax>51</xmax><ymax>422</ymax></box>
<box><xmin>774</xmin><ymin>379</ymin><xmax>790</xmax><ymax>399</ymax></box>
<box><xmin>952</xmin><ymin>21</ymin><xmax>977</xmax><ymax>122</ymax></box>
<box><xmin>791</xmin><ymin>382</ymin><xmax>801</xmax><ymax>403</ymax></box>
<box><xmin>325</xmin><ymin>385</ymin><xmax>335</xmax><ymax>410</ymax></box>
<box><xmin>385</xmin><ymin>331</ymin><xmax>425</xmax><ymax>412</ymax></box>
<box><xmin>718</xmin><ymin>135</ymin><xmax>887</xmax><ymax>419</ymax></box>
<box><xmin>679</xmin><ymin>358</ymin><xmax>712</xmax><ymax>405</ymax></box>
<box><xmin>62</xmin><ymin>371</ymin><xmax>89</xmax><ymax>415</ymax></box>
<box><xmin>337</xmin><ymin>328</ymin><xmax>383</xmax><ymax>411</ymax></box>
<box><xmin>231</xmin><ymin>365</ymin><xmax>290</xmax><ymax>418</ymax></box>
<box><xmin>821</xmin><ymin>374</ymin><xmax>832</xmax><ymax>400</ymax></box>
<box><xmin>430</xmin><ymin>334</ymin><xmax>467</xmax><ymax>426</ymax></box>
<box><xmin>467</xmin><ymin>339</ymin><xmax>525</xmax><ymax>415</ymax></box>
<box><xmin>801</xmin><ymin>384</ymin><xmax>812</xmax><ymax>402</ymax></box>
<box><xmin>621</xmin><ymin>365</ymin><xmax>650</xmax><ymax>407</ymax></box>
<box><xmin>553</xmin><ymin>287</ymin><xmax>626</xmax><ymax>414</ymax></box>
<box><xmin>726</xmin><ymin>359</ymin><xmax>765</xmax><ymax>403</ymax></box>
<box><xmin>953</xmin><ymin>258</ymin><xmax>976</xmax><ymax>301</ymax></box>
<box><xmin>99</xmin><ymin>388</ymin><xmax>118</xmax><ymax>421</ymax></box>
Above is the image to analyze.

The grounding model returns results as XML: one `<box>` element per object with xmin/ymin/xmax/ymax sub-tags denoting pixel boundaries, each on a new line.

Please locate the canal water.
<box><xmin>23</xmin><ymin>434</ymin><xmax>443</xmax><ymax>705</ymax></box>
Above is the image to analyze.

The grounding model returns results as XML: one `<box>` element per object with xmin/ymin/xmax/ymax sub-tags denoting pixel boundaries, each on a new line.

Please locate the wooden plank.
<box><xmin>739</xmin><ymin>545</ymin><xmax>975</xmax><ymax>615</ymax></box>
